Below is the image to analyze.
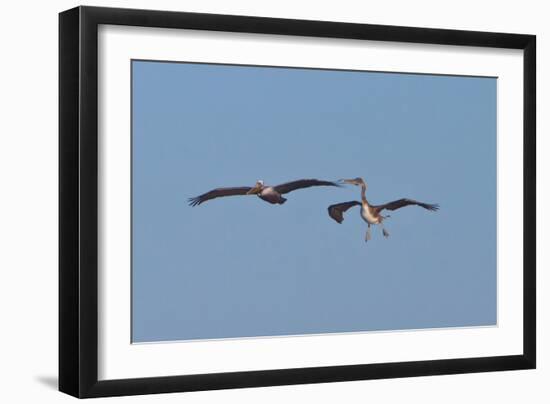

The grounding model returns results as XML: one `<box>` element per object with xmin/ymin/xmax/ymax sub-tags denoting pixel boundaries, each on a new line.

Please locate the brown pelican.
<box><xmin>189</xmin><ymin>179</ymin><xmax>339</xmax><ymax>206</ymax></box>
<box><xmin>328</xmin><ymin>177</ymin><xmax>439</xmax><ymax>241</ymax></box>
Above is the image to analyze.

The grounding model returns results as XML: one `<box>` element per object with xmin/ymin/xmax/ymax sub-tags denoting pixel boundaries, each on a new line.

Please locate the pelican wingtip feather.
<box><xmin>188</xmin><ymin>196</ymin><xmax>202</xmax><ymax>207</ymax></box>
<box><xmin>424</xmin><ymin>202</ymin><xmax>440</xmax><ymax>211</ymax></box>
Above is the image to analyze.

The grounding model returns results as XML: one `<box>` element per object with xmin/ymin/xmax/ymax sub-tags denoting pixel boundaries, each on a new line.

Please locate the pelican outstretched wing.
<box><xmin>188</xmin><ymin>186</ymin><xmax>252</xmax><ymax>206</ymax></box>
<box><xmin>273</xmin><ymin>179</ymin><xmax>339</xmax><ymax>195</ymax></box>
<box><xmin>374</xmin><ymin>198</ymin><xmax>439</xmax><ymax>212</ymax></box>
<box><xmin>327</xmin><ymin>200</ymin><xmax>361</xmax><ymax>223</ymax></box>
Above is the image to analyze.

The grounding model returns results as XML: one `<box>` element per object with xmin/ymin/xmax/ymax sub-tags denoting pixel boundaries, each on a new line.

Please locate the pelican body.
<box><xmin>356</xmin><ymin>181</ymin><xmax>384</xmax><ymax>225</ymax></box>
<box><xmin>189</xmin><ymin>178</ymin><xmax>339</xmax><ymax>207</ymax></box>
<box><xmin>361</xmin><ymin>203</ymin><xmax>381</xmax><ymax>225</ymax></box>
<box><xmin>246</xmin><ymin>181</ymin><xmax>288</xmax><ymax>205</ymax></box>
<box><xmin>328</xmin><ymin>177</ymin><xmax>439</xmax><ymax>242</ymax></box>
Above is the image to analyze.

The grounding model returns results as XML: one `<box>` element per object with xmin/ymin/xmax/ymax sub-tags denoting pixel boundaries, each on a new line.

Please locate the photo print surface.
<box><xmin>131</xmin><ymin>60</ymin><xmax>497</xmax><ymax>343</ymax></box>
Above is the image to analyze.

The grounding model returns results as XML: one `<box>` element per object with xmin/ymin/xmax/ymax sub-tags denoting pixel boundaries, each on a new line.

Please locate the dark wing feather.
<box><xmin>374</xmin><ymin>198</ymin><xmax>439</xmax><ymax>212</ymax></box>
<box><xmin>327</xmin><ymin>201</ymin><xmax>361</xmax><ymax>223</ymax></box>
<box><xmin>273</xmin><ymin>179</ymin><xmax>340</xmax><ymax>195</ymax></box>
<box><xmin>188</xmin><ymin>186</ymin><xmax>252</xmax><ymax>206</ymax></box>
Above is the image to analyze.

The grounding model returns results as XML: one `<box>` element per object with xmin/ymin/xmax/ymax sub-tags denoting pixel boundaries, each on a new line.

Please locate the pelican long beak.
<box><xmin>339</xmin><ymin>179</ymin><xmax>358</xmax><ymax>186</ymax></box>
<box><xmin>246</xmin><ymin>184</ymin><xmax>262</xmax><ymax>195</ymax></box>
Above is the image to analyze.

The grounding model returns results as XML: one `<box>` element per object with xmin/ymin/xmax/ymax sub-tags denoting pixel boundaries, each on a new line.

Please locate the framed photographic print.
<box><xmin>59</xmin><ymin>5</ymin><xmax>536</xmax><ymax>398</ymax></box>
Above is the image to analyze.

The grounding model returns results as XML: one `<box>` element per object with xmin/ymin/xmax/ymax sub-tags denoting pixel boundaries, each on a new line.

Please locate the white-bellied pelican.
<box><xmin>328</xmin><ymin>177</ymin><xmax>439</xmax><ymax>242</ymax></box>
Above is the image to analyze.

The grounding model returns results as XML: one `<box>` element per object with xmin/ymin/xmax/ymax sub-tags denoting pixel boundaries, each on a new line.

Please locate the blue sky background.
<box><xmin>131</xmin><ymin>60</ymin><xmax>497</xmax><ymax>343</ymax></box>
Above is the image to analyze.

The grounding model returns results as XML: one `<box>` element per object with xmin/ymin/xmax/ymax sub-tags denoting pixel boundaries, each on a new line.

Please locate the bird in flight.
<box><xmin>328</xmin><ymin>177</ymin><xmax>439</xmax><ymax>242</ymax></box>
<box><xmin>189</xmin><ymin>178</ymin><xmax>340</xmax><ymax>207</ymax></box>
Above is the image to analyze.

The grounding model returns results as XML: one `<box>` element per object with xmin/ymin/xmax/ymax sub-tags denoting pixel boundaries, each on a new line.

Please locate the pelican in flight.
<box><xmin>328</xmin><ymin>177</ymin><xmax>439</xmax><ymax>241</ymax></box>
<box><xmin>189</xmin><ymin>178</ymin><xmax>339</xmax><ymax>206</ymax></box>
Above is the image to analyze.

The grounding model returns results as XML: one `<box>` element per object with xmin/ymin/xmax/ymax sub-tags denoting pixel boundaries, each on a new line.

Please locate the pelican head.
<box><xmin>339</xmin><ymin>177</ymin><xmax>367</xmax><ymax>188</ymax></box>
<box><xmin>246</xmin><ymin>180</ymin><xmax>265</xmax><ymax>195</ymax></box>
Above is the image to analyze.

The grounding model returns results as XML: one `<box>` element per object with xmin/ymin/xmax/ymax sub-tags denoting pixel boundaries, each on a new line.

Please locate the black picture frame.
<box><xmin>59</xmin><ymin>5</ymin><xmax>536</xmax><ymax>398</ymax></box>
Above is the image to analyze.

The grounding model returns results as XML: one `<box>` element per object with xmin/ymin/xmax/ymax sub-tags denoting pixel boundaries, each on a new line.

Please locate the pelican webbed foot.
<box><xmin>382</xmin><ymin>227</ymin><xmax>390</xmax><ymax>238</ymax></box>
<box><xmin>365</xmin><ymin>226</ymin><xmax>372</xmax><ymax>242</ymax></box>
